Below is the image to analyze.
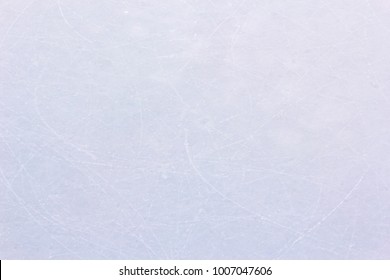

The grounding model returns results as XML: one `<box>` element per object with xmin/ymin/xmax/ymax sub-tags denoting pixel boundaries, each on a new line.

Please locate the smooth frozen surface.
<box><xmin>1</xmin><ymin>0</ymin><xmax>390</xmax><ymax>259</ymax></box>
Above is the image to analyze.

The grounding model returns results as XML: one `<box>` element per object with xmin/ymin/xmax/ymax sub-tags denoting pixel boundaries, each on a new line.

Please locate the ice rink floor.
<box><xmin>1</xmin><ymin>0</ymin><xmax>390</xmax><ymax>259</ymax></box>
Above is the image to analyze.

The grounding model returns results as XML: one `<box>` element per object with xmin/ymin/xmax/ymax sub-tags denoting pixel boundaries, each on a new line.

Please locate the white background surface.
<box><xmin>3</xmin><ymin>260</ymin><xmax>390</xmax><ymax>280</ymax></box>
<box><xmin>1</xmin><ymin>0</ymin><xmax>390</xmax><ymax>259</ymax></box>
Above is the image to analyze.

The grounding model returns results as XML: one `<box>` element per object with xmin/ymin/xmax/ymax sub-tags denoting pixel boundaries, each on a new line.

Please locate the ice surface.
<box><xmin>1</xmin><ymin>0</ymin><xmax>390</xmax><ymax>259</ymax></box>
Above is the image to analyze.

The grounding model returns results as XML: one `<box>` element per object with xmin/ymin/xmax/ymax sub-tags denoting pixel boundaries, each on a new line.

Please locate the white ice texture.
<box><xmin>1</xmin><ymin>0</ymin><xmax>390</xmax><ymax>259</ymax></box>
